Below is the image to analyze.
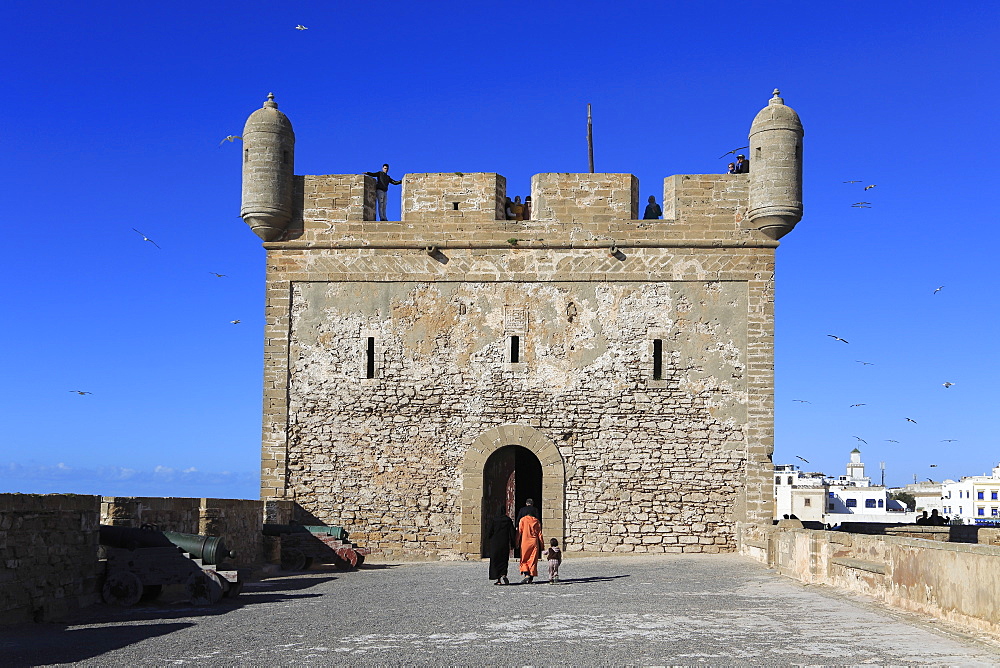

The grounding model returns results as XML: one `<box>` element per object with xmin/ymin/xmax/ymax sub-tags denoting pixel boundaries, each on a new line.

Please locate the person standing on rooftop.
<box><xmin>364</xmin><ymin>163</ymin><xmax>402</xmax><ymax>221</ymax></box>
<box><xmin>642</xmin><ymin>195</ymin><xmax>662</xmax><ymax>220</ymax></box>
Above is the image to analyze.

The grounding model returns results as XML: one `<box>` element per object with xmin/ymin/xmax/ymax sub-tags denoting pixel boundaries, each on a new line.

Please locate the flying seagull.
<box><xmin>854</xmin><ymin>436</ymin><xmax>867</xmax><ymax>444</ymax></box>
<box><xmin>69</xmin><ymin>390</ymin><xmax>92</xmax><ymax>395</ymax></box>
<box><xmin>941</xmin><ymin>439</ymin><xmax>958</xmax><ymax>443</ymax></box>
<box><xmin>885</xmin><ymin>439</ymin><xmax>899</xmax><ymax>443</ymax></box>
<box><xmin>219</xmin><ymin>135</ymin><xmax>241</xmax><ymax>146</ymax></box>
<box><xmin>295</xmin><ymin>24</ymin><xmax>308</xmax><ymax>30</ymax></box>
<box><xmin>827</xmin><ymin>334</ymin><xmax>849</xmax><ymax>344</ymax></box>
<box><xmin>796</xmin><ymin>456</ymin><xmax>810</xmax><ymax>463</ymax></box>
<box><xmin>864</xmin><ymin>184</ymin><xmax>878</xmax><ymax>191</ymax></box>
<box><xmin>718</xmin><ymin>146</ymin><xmax>749</xmax><ymax>159</ymax></box>
<box><xmin>933</xmin><ymin>286</ymin><xmax>944</xmax><ymax>294</ymax></box>
<box><xmin>210</xmin><ymin>272</ymin><xmax>227</xmax><ymax>278</ymax></box>
<box><xmin>230</xmin><ymin>319</ymin><xmax>241</xmax><ymax>324</ymax></box>
<box><xmin>792</xmin><ymin>399</ymin><xmax>811</xmax><ymax>403</ymax></box>
<box><xmin>843</xmin><ymin>180</ymin><xmax>862</xmax><ymax>184</ymax></box>
<box><xmin>856</xmin><ymin>360</ymin><xmax>875</xmax><ymax>366</ymax></box>
<box><xmin>905</xmin><ymin>417</ymin><xmax>917</xmax><ymax>423</ymax></box>
<box><xmin>942</xmin><ymin>382</ymin><xmax>955</xmax><ymax>388</ymax></box>
<box><xmin>930</xmin><ymin>464</ymin><xmax>938</xmax><ymax>468</ymax></box>
<box><xmin>851</xmin><ymin>202</ymin><xmax>872</xmax><ymax>209</ymax></box>
<box><xmin>131</xmin><ymin>228</ymin><xmax>160</xmax><ymax>248</ymax></box>
<box><xmin>849</xmin><ymin>403</ymin><xmax>866</xmax><ymax>407</ymax></box>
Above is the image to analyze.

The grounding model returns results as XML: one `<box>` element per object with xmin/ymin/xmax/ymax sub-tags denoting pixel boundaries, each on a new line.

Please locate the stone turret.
<box><xmin>747</xmin><ymin>89</ymin><xmax>803</xmax><ymax>240</ymax></box>
<box><xmin>240</xmin><ymin>94</ymin><xmax>295</xmax><ymax>241</ymax></box>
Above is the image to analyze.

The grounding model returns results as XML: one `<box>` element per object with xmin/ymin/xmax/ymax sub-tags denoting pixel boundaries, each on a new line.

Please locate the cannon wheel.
<box><xmin>186</xmin><ymin>570</ymin><xmax>224</xmax><ymax>606</ymax></box>
<box><xmin>280</xmin><ymin>548</ymin><xmax>308</xmax><ymax>571</ymax></box>
<box><xmin>355</xmin><ymin>553</ymin><xmax>365</xmax><ymax>567</ymax></box>
<box><xmin>102</xmin><ymin>570</ymin><xmax>143</xmax><ymax>607</ymax></box>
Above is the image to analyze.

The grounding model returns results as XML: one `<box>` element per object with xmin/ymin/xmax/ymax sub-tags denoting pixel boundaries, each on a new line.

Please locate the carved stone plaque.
<box><xmin>503</xmin><ymin>306</ymin><xmax>528</xmax><ymax>334</ymax></box>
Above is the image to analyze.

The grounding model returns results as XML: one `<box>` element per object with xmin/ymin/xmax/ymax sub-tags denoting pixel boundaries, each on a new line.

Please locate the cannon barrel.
<box><xmin>99</xmin><ymin>526</ymin><xmax>234</xmax><ymax>565</ymax></box>
<box><xmin>263</xmin><ymin>524</ymin><xmax>347</xmax><ymax>540</ymax></box>
<box><xmin>162</xmin><ymin>531</ymin><xmax>235</xmax><ymax>566</ymax></box>
<box><xmin>99</xmin><ymin>525</ymin><xmax>175</xmax><ymax>550</ymax></box>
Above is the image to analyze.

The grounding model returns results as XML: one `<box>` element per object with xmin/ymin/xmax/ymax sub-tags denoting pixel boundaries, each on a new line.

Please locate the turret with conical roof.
<box><xmin>240</xmin><ymin>93</ymin><xmax>295</xmax><ymax>241</ymax></box>
<box><xmin>747</xmin><ymin>89</ymin><xmax>803</xmax><ymax>240</ymax></box>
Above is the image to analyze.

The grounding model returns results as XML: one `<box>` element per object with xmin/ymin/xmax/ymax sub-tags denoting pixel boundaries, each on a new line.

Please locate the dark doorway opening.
<box><xmin>481</xmin><ymin>445</ymin><xmax>542</xmax><ymax>557</ymax></box>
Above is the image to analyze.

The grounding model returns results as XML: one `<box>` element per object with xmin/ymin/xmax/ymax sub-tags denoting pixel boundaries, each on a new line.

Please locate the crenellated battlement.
<box><xmin>280</xmin><ymin>170</ymin><xmax>764</xmax><ymax>248</ymax></box>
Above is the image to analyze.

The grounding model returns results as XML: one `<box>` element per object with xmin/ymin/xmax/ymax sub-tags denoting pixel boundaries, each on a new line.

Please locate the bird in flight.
<box><xmin>132</xmin><ymin>228</ymin><xmax>160</xmax><ymax>248</ymax></box>
<box><xmin>210</xmin><ymin>272</ymin><xmax>227</xmax><ymax>278</ymax></box>
<box><xmin>942</xmin><ymin>382</ymin><xmax>955</xmax><ymax>388</ymax></box>
<box><xmin>933</xmin><ymin>286</ymin><xmax>944</xmax><ymax>294</ymax></box>
<box><xmin>905</xmin><ymin>417</ymin><xmax>917</xmax><ymax>423</ymax></box>
<box><xmin>796</xmin><ymin>456</ymin><xmax>810</xmax><ymax>463</ymax></box>
<box><xmin>230</xmin><ymin>319</ymin><xmax>241</xmax><ymax>324</ymax></box>
<box><xmin>885</xmin><ymin>439</ymin><xmax>899</xmax><ymax>443</ymax></box>
<box><xmin>855</xmin><ymin>360</ymin><xmax>874</xmax><ymax>366</ymax></box>
<box><xmin>849</xmin><ymin>403</ymin><xmax>866</xmax><ymax>407</ymax></box>
<box><xmin>941</xmin><ymin>439</ymin><xmax>958</xmax><ymax>443</ymax></box>
<box><xmin>827</xmin><ymin>334</ymin><xmax>849</xmax><ymax>344</ymax></box>
<box><xmin>718</xmin><ymin>146</ymin><xmax>749</xmax><ymax>159</ymax></box>
<box><xmin>929</xmin><ymin>464</ymin><xmax>938</xmax><ymax>468</ymax></box>
<box><xmin>219</xmin><ymin>135</ymin><xmax>241</xmax><ymax>146</ymax></box>
<box><xmin>851</xmin><ymin>202</ymin><xmax>872</xmax><ymax>209</ymax></box>
<box><xmin>295</xmin><ymin>24</ymin><xmax>308</xmax><ymax>30</ymax></box>
<box><xmin>854</xmin><ymin>436</ymin><xmax>867</xmax><ymax>444</ymax></box>
<box><xmin>843</xmin><ymin>180</ymin><xmax>862</xmax><ymax>184</ymax></box>
<box><xmin>864</xmin><ymin>184</ymin><xmax>877</xmax><ymax>191</ymax></box>
<box><xmin>792</xmin><ymin>399</ymin><xmax>811</xmax><ymax>403</ymax></box>
<box><xmin>69</xmin><ymin>390</ymin><xmax>92</xmax><ymax>395</ymax></box>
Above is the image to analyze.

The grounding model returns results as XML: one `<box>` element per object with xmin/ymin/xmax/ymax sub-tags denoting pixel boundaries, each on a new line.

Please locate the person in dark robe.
<box><xmin>516</xmin><ymin>498</ymin><xmax>540</xmax><ymax>524</ymax></box>
<box><xmin>487</xmin><ymin>506</ymin><xmax>515</xmax><ymax>585</ymax></box>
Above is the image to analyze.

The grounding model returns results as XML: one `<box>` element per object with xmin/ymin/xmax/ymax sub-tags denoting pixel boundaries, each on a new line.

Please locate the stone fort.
<box><xmin>239</xmin><ymin>90</ymin><xmax>803</xmax><ymax>559</ymax></box>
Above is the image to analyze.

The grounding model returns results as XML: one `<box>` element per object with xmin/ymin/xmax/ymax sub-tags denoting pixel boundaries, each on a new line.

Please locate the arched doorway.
<box><xmin>481</xmin><ymin>445</ymin><xmax>542</xmax><ymax>557</ymax></box>
<box><xmin>461</xmin><ymin>424</ymin><xmax>565</xmax><ymax>559</ymax></box>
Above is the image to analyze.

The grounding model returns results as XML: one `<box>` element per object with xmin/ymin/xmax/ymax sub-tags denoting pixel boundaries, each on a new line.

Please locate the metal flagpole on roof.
<box><xmin>587</xmin><ymin>104</ymin><xmax>595</xmax><ymax>173</ymax></box>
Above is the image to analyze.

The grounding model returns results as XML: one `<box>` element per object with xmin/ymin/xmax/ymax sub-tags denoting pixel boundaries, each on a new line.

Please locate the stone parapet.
<box><xmin>740</xmin><ymin>522</ymin><xmax>1000</xmax><ymax>639</ymax></box>
<box><xmin>101</xmin><ymin>497</ymin><xmax>268</xmax><ymax>569</ymax></box>
<box><xmin>531</xmin><ymin>173</ymin><xmax>639</xmax><ymax>222</ymax></box>
<box><xmin>0</xmin><ymin>494</ymin><xmax>101</xmax><ymax>624</ymax></box>
<box><xmin>402</xmin><ymin>172</ymin><xmax>505</xmax><ymax>223</ymax></box>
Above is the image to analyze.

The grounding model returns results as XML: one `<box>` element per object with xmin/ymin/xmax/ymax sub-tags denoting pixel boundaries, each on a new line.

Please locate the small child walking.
<box><xmin>545</xmin><ymin>538</ymin><xmax>562</xmax><ymax>584</ymax></box>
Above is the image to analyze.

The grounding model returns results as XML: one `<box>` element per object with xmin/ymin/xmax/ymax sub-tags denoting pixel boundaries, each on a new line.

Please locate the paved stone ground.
<box><xmin>3</xmin><ymin>554</ymin><xmax>1000</xmax><ymax>666</ymax></box>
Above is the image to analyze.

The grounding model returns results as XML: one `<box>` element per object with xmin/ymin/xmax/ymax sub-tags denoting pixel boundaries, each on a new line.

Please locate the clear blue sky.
<box><xmin>2</xmin><ymin>1</ymin><xmax>997</xmax><ymax>498</ymax></box>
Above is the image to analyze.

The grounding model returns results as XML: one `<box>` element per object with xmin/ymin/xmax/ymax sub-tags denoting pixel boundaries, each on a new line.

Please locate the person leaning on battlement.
<box><xmin>363</xmin><ymin>163</ymin><xmax>402</xmax><ymax>221</ymax></box>
<box><xmin>734</xmin><ymin>154</ymin><xmax>750</xmax><ymax>174</ymax></box>
<box><xmin>642</xmin><ymin>195</ymin><xmax>662</xmax><ymax>220</ymax></box>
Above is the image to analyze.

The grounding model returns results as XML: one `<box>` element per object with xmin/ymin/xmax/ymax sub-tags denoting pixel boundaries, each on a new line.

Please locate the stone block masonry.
<box><xmin>258</xmin><ymin>172</ymin><xmax>777</xmax><ymax>559</ymax></box>
<box><xmin>242</xmin><ymin>91</ymin><xmax>806</xmax><ymax>561</ymax></box>
<box><xmin>0</xmin><ymin>494</ymin><xmax>101</xmax><ymax>624</ymax></box>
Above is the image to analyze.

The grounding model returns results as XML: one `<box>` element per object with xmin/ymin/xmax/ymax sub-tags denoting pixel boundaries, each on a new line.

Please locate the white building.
<box><xmin>775</xmin><ymin>448</ymin><xmax>914</xmax><ymax>525</ymax></box>
<box><xmin>940</xmin><ymin>464</ymin><xmax>1000</xmax><ymax>525</ymax></box>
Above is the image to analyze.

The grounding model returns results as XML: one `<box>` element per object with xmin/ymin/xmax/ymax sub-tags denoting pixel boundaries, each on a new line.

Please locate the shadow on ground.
<box><xmin>0</xmin><ymin>575</ymin><xmax>337</xmax><ymax>666</ymax></box>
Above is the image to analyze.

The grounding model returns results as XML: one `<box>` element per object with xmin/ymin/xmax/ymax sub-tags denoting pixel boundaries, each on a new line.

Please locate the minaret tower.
<box><xmin>240</xmin><ymin>93</ymin><xmax>295</xmax><ymax>241</ymax></box>
<box><xmin>747</xmin><ymin>89</ymin><xmax>803</xmax><ymax>240</ymax></box>
<box><xmin>847</xmin><ymin>448</ymin><xmax>868</xmax><ymax>484</ymax></box>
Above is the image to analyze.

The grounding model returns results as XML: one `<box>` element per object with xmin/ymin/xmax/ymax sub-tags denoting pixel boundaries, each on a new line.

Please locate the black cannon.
<box><xmin>99</xmin><ymin>525</ymin><xmax>234</xmax><ymax>566</ymax></box>
<box><xmin>98</xmin><ymin>525</ymin><xmax>241</xmax><ymax>606</ymax></box>
<box><xmin>262</xmin><ymin>524</ymin><xmax>367</xmax><ymax>570</ymax></box>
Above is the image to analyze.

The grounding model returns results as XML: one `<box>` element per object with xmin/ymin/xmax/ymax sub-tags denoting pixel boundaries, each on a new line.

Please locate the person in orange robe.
<box><xmin>517</xmin><ymin>513</ymin><xmax>543</xmax><ymax>584</ymax></box>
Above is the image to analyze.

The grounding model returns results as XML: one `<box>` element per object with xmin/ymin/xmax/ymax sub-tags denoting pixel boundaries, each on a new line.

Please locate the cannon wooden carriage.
<box><xmin>99</xmin><ymin>525</ymin><xmax>244</xmax><ymax>607</ymax></box>
<box><xmin>263</xmin><ymin>524</ymin><xmax>368</xmax><ymax>571</ymax></box>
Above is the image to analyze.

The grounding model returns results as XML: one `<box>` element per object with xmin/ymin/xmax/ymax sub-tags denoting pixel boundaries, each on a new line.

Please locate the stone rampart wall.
<box><xmin>739</xmin><ymin>523</ymin><xmax>1000</xmax><ymax>638</ymax></box>
<box><xmin>0</xmin><ymin>494</ymin><xmax>101</xmax><ymax>624</ymax></box>
<box><xmin>101</xmin><ymin>497</ymin><xmax>266</xmax><ymax>569</ymax></box>
<box><xmin>282</xmin><ymin>172</ymin><xmax>746</xmax><ymax>236</ymax></box>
